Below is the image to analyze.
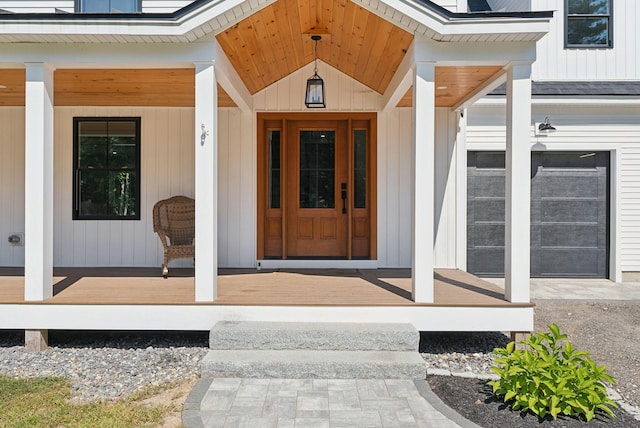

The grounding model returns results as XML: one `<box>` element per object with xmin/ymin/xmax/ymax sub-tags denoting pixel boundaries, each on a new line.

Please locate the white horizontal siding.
<box><xmin>0</xmin><ymin>1</ymin><xmax>73</xmax><ymax>13</ymax></box>
<box><xmin>141</xmin><ymin>0</ymin><xmax>191</xmax><ymax>13</ymax></box>
<box><xmin>0</xmin><ymin>107</ymin><xmax>25</xmax><ymax>267</ymax></box>
<box><xmin>467</xmin><ymin>103</ymin><xmax>640</xmax><ymax>272</ymax></box>
<box><xmin>0</xmin><ymin>0</ymin><xmax>189</xmax><ymax>13</ymax></box>
<box><xmin>532</xmin><ymin>0</ymin><xmax>640</xmax><ymax>81</ymax></box>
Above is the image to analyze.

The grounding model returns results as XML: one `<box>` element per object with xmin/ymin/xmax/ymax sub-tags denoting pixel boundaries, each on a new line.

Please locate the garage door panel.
<box><xmin>535</xmin><ymin>249</ymin><xmax>607</xmax><ymax>277</ymax></box>
<box><xmin>467</xmin><ymin>248</ymin><xmax>505</xmax><ymax>276</ymax></box>
<box><xmin>468</xmin><ymin>224</ymin><xmax>505</xmax><ymax>247</ymax></box>
<box><xmin>537</xmin><ymin>176</ymin><xmax>600</xmax><ymax>198</ymax></box>
<box><xmin>471</xmin><ymin>200</ymin><xmax>506</xmax><ymax>222</ymax></box>
<box><xmin>536</xmin><ymin>224</ymin><xmax>600</xmax><ymax>247</ymax></box>
<box><xmin>537</xmin><ymin>200</ymin><xmax>600</xmax><ymax>222</ymax></box>
<box><xmin>471</xmin><ymin>176</ymin><xmax>505</xmax><ymax>197</ymax></box>
<box><xmin>467</xmin><ymin>151</ymin><xmax>609</xmax><ymax>278</ymax></box>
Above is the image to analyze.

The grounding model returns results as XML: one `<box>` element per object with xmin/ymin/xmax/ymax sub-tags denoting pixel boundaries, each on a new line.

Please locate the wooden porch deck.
<box><xmin>0</xmin><ymin>268</ymin><xmax>528</xmax><ymax>307</ymax></box>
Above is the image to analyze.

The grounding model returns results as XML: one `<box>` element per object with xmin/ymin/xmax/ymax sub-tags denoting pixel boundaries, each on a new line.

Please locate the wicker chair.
<box><xmin>152</xmin><ymin>196</ymin><xmax>195</xmax><ymax>278</ymax></box>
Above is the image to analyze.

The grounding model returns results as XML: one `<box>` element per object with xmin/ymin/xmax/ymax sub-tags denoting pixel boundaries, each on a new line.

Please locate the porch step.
<box><xmin>202</xmin><ymin>321</ymin><xmax>425</xmax><ymax>379</ymax></box>
<box><xmin>209</xmin><ymin>321</ymin><xmax>418</xmax><ymax>351</ymax></box>
<box><xmin>200</xmin><ymin>350</ymin><xmax>426</xmax><ymax>379</ymax></box>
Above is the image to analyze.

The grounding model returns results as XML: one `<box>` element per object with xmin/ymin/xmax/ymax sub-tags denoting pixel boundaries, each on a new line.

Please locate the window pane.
<box><xmin>75</xmin><ymin>118</ymin><xmax>139</xmax><ymax>219</ymax></box>
<box><xmin>268</xmin><ymin>130</ymin><xmax>281</xmax><ymax>209</ymax></box>
<box><xmin>78</xmin><ymin>170</ymin><xmax>109</xmax><ymax>216</ymax></box>
<box><xmin>299</xmin><ymin>130</ymin><xmax>335</xmax><ymax>208</ymax></box>
<box><xmin>567</xmin><ymin>17</ymin><xmax>609</xmax><ymax>45</ymax></box>
<box><xmin>81</xmin><ymin>0</ymin><xmax>138</xmax><ymax>12</ymax></box>
<box><xmin>567</xmin><ymin>0</ymin><xmax>609</xmax><ymax>15</ymax></box>
<box><xmin>108</xmin><ymin>121</ymin><xmax>137</xmax><ymax>169</ymax></box>
<box><xmin>353</xmin><ymin>130</ymin><xmax>366</xmax><ymax>209</ymax></box>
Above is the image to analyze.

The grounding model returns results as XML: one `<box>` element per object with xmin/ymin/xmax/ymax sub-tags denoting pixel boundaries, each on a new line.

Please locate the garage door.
<box><xmin>467</xmin><ymin>151</ymin><xmax>609</xmax><ymax>277</ymax></box>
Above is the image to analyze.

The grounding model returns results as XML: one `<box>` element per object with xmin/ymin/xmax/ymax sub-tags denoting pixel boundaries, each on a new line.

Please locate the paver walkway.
<box><xmin>184</xmin><ymin>378</ymin><xmax>479</xmax><ymax>428</ymax></box>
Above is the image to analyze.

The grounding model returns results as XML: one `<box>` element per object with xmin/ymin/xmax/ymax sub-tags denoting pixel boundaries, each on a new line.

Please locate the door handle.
<box><xmin>341</xmin><ymin>183</ymin><xmax>347</xmax><ymax>214</ymax></box>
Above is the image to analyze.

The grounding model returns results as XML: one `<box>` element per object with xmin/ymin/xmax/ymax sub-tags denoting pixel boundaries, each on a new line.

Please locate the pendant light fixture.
<box><xmin>305</xmin><ymin>35</ymin><xmax>325</xmax><ymax>108</ymax></box>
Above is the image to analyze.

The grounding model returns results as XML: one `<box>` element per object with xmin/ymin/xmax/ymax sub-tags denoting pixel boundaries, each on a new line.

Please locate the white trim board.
<box><xmin>257</xmin><ymin>260</ymin><xmax>380</xmax><ymax>270</ymax></box>
<box><xmin>0</xmin><ymin>304</ymin><xmax>534</xmax><ymax>332</ymax></box>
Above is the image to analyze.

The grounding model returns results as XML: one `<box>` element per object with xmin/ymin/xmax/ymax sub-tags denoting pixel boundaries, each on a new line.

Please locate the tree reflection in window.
<box><xmin>74</xmin><ymin>118</ymin><xmax>140</xmax><ymax>219</ymax></box>
<box><xmin>566</xmin><ymin>0</ymin><xmax>612</xmax><ymax>47</ymax></box>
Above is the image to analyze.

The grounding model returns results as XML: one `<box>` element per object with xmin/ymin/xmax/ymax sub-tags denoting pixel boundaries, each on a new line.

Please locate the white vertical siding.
<box><xmin>532</xmin><ymin>0</ymin><xmax>640</xmax><ymax>81</ymax></box>
<box><xmin>433</xmin><ymin>109</ymin><xmax>458</xmax><ymax>268</ymax></box>
<box><xmin>53</xmin><ymin>106</ymin><xmax>195</xmax><ymax>267</ymax></box>
<box><xmin>376</xmin><ymin>109</ymin><xmax>413</xmax><ymax>268</ymax></box>
<box><xmin>467</xmin><ymin>103</ymin><xmax>640</xmax><ymax>272</ymax></box>
<box><xmin>217</xmin><ymin>108</ymin><xmax>255</xmax><ymax>268</ymax></box>
<box><xmin>253</xmin><ymin>61</ymin><xmax>381</xmax><ymax>112</ymax></box>
<box><xmin>0</xmin><ymin>107</ymin><xmax>25</xmax><ymax>267</ymax></box>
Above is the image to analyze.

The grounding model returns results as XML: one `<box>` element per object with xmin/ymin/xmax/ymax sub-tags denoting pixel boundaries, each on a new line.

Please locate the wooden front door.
<box><xmin>286</xmin><ymin>120</ymin><xmax>348</xmax><ymax>258</ymax></box>
<box><xmin>257</xmin><ymin>113</ymin><xmax>376</xmax><ymax>261</ymax></box>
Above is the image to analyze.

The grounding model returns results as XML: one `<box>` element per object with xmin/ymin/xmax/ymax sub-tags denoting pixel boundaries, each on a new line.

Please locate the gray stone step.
<box><xmin>200</xmin><ymin>349</ymin><xmax>426</xmax><ymax>379</ymax></box>
<box><xmin>209</xmin><ymin>321</ymin><xmax>418</xmax><ymax>351</ymax></box>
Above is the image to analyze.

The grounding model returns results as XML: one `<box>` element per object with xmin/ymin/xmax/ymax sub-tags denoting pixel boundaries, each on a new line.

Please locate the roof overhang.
<box><xmin>0</xmin><ymin>0</ymin><xmax>552</xmax><ymax>44</ymax></box>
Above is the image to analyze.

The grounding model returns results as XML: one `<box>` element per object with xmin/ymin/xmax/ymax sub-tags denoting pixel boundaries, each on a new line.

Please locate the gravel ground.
<box><xmin>0</xmin><ymin>298</ymin><xmax>637</xmax><ymax>422</ymax></box>
<box><xmin>0</xmin><ymin>330</ymin><xmax>208</xmax><ymax>402</ymax></box>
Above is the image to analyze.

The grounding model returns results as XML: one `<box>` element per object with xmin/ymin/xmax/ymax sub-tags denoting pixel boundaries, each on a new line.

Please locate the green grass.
<box><xmin>0</xmin><ymin>375</ymin><xmax>169</xmax><ymax>428</ymax></box>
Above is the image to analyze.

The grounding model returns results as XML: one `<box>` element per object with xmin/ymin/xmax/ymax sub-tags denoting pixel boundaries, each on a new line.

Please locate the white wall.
<box><xmin>254</xmin><ymin>61</ymin><xmax>381</xmax><ymax>112</ymax></box>
<box><xmin>0</xmin><ymin>0</ymin><xmax>190</xmax><ymax>13</ymax></box>
<box><xmin>53</xmin><ymin>106</ymin><xmax>195</xmax><ymax>268</ymax></box>
<box><xmin>487</xmin><ymin>0</ymin><xmax>530</xmax><ymax>12</ymax></box>
<box><xmin>532</xmin><ymin>0</ymin><xmax>640</xmax><ymax>81</ymax></box>
<box><xmin>467</xmin><ymin>102</ymin><xmax>640</xmax><ymax>273</ymax></box>
<box><xmin>0</xmin><ymin>107</ymin><xmax>25</xmax><ymax>267</ymax></box>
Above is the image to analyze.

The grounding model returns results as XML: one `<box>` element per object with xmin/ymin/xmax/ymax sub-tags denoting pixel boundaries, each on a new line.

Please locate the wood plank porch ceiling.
<box><xmin>215</xmin><ymin>0</ymin><xmax>503</xmax><ymax>107</ymax></box>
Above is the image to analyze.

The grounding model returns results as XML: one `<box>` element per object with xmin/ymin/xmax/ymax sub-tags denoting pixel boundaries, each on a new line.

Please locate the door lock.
<box><xmin>341</xmin><ymin>183</ymin><xmax>347</xmax><ymax>214</ymax></box>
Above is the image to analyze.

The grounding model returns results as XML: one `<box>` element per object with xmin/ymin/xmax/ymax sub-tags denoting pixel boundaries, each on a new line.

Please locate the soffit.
<box><xmin>215</xmin><ymin>0</ymin><xmax>414</xmax><ymax>95</ymax></box>
<box><xmin>0</xmin><ymin>68</ymin><xmax>237</xmax><ymax>107</ymax></box>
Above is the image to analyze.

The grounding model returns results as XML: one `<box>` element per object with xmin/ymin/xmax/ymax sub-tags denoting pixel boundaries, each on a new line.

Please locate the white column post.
<box><xmin>505</xmin><ymin>63</ymin><xmax>532</xmax><ymax>303</ymax></box>
<box><xmin>411</xmin><ymin>62</ymin><xmax>436</xmax><ymax>303</ymax></box>
<box><xmin>194</xmin><ymin>62</ymin><xmax>218</xmax><ymax>302</ymax></box>
<box><xmin>24</xmin><ymin>63</ymin><xmax>54</xmax><ymax>301</ymax></box>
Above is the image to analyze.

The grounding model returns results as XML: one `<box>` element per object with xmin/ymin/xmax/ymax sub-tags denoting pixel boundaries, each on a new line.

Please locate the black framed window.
<box><xmin>75</xmin><ymin>0</ymin><xmax>141</xmax><ymax>13</ymax></box>
<box><xmin>566</xmin><ymin>0</ymin><xmax>612</xmax><ymax>48</ymax></box>
<box><xmin>73</xmin><ymin>118</ymin><xmax>141</xmax><ymax>220</ymax></box>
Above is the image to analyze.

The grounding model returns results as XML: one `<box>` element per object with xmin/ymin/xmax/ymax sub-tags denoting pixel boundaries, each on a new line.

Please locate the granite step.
<box><xmin>209</xmin><ymin>321</ymin><xmax>418</xmax><ymax>351</ymax></box>
<box><xmin>200</xmin><ymin>349</ymin><xmax>426</xmax><ymax>379</ymax></box>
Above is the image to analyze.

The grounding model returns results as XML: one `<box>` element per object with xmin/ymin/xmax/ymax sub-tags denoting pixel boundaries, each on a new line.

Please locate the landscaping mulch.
<box><xmin>427</xmin><ymin>375</ymin><xmax>640</xmax><ymax>427</ymax></box>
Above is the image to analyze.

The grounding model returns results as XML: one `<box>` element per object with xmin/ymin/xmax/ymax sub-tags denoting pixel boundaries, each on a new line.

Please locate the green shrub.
<box><xmin>488</xmin><ymin>324</ymin><xmax>617</xmax><ymax>421</ymax></box>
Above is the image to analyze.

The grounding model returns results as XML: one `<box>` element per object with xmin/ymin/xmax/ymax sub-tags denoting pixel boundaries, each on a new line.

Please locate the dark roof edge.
<box><xmin>415</xmin><ymin>0</ymin><xmax>553</xmax><ymax>20</ymax></box>
<box><xmin>489</xmin><ymin>81</ymin><xmax>640</xmax><ymax>97</ymax></box>
<box><xmin>0</xmin><ymin>0</ymin><xmax>553</xmax><ymax>22</ymax></box>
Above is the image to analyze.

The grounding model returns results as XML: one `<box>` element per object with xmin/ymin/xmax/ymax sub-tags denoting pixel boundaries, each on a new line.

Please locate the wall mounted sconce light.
<box><xmin>305</xmin><ymin>35</ymin><xmax>325</xmax><ymax>108</ymax></box>
<box><xmin>537</xmin><ymin>117</ymin><xmax>556</xmax><ymax>134</ymax></box>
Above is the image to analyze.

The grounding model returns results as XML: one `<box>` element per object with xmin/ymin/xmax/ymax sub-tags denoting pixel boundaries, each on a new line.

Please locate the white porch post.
<box><xmin>411</xmin><ymin>62</ymin><xmax>436</xmax><ymax>303</ymax></box>
<box><xmin>194</xmin><ymin>62</ymin><xmax>218</xmax><ymax>302</ymax></box>
<box><xmin>24</xmin><ymin>62</ymin><xmax>54</xmax><ymax>301</ymax></box>
<box><xmin>504</xmin><ymin>63</ymin><xmax>532</xmax><ymax>303</ymax></box>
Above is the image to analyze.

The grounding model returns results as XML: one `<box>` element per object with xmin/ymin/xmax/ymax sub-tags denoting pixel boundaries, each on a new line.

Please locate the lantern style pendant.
<box><xmin>305</xmin><ymin>35</ymin><xmax>325</xmax><ymax>108</ymax></box>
